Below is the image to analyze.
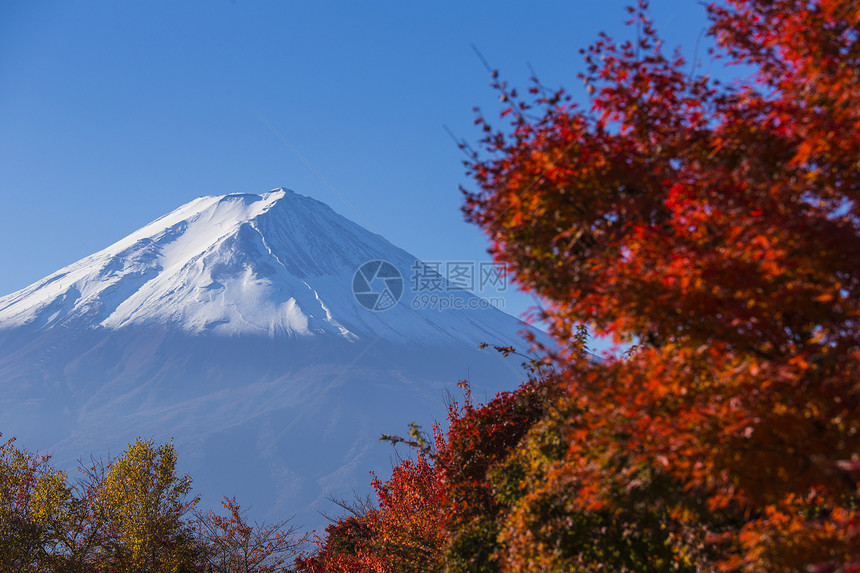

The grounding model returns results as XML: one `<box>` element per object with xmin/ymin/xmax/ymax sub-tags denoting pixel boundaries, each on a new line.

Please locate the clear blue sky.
<box><xmin>1</xmin><ymin>1</ymin><xmax>716</xmax><ymax>323</ymax></box>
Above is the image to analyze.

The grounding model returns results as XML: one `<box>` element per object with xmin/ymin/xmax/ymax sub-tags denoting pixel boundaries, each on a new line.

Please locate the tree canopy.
<box><xmin>0</xmin><ymin>436</ymin><xmax>299</xmax><ymax>572</ymax></box>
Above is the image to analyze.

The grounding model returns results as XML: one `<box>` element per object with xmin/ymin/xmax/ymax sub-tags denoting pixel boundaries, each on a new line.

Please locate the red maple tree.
<box><xmin>462</xmin><ymin>0</ymin><xmax>860</xmax><ymax>570</ymax></box>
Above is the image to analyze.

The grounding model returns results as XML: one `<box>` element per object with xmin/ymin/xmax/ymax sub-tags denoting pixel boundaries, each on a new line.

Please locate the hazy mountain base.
<box><xmin>0</xmin><ymin>322</ymin><xmax>529</xmax><ymax>531</ymax></box>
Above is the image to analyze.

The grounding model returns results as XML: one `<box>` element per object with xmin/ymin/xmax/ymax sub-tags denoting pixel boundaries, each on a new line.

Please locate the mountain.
<box><xmin>0</xmin><ymin>189</ymin><xmax>539</xmax><ymax>529</ymax></box>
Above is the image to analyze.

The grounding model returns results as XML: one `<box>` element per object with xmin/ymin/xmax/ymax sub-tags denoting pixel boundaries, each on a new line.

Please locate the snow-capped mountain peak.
<box><xmin>0</xmin><ymin>189</ymin><xmax>525</xmax><ymax>348</ymax></box>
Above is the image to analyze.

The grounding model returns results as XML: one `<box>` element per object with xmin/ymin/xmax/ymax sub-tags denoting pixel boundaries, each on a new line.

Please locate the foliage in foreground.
<box><xmin>0</xmin><ymin>436</ymin><xmax>299</xmax><ymax>573</ymax></box>
<box><xmin>297</xmin><ymin>1</ymin><xmax>860</xmax><ymax>571</ymax></box>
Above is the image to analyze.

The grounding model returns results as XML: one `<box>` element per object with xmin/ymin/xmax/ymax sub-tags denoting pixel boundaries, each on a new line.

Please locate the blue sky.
<box><xmin>1</xmin><ymin>1</ymin><xmax>716</xmax><ymax>324</ymax></box>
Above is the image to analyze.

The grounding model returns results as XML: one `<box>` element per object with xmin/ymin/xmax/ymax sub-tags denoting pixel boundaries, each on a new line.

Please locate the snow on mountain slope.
<box><xmin>0</xmin><ymin>188</ymin><xmax>541</xmax><ymax>530</ymax></box>
<box><xmin>0</xmin><ymin>189</ymin><xmax>524</xmax><ymax>348</ymax></box>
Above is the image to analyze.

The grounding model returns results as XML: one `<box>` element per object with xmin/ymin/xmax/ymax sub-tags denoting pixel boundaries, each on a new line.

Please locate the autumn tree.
<box><xmin>92</xmin><ymin>437</ymin><xmax>203</xmax><ymax>572</ymax></box>
<box><xmin>431</xmin><ymin>376</ymin><xmax>547</xmax><ymax>573</ymax></box>
<box><xmin>294</xmin><ymin>364</ymin><xmax>553</xmax><ymax>573</ymax></box>
<box><xmin>0</xmin><ymin>435</ymin><xmax>76</xmax><ymax>572</ymax></box>
<box><xmin>461</xmin><ymin>0</ymin><xmax>860</xmax><ymax>570</ymax></box>
<box><xmin>294</xmin><ymin>495</ymin><xmax>385</xmax><ymax>572</ymax></box>
<box><xmin>195</xmin><ymin>496</ymin><xmax>299</xmax><ymax>573</ymax></box>
<box><xmin>294</xmin><ymin>454</ymin><xmax>446</xmax><ymax>573</ymax></box>
<box><xmin>366</xmin><ymin>453</ymin><xmax>446</xmax><ymax>572</ymax></box>
<box><xmin>0</xmin><ymin>434</ymin><xmax>307</xmax><ymax>572</ymax></box>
